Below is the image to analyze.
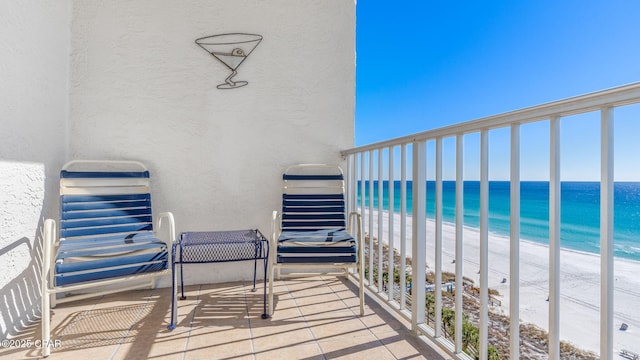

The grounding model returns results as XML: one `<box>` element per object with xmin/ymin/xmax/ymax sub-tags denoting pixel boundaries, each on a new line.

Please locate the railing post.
<box><xmin>510</xmin><ymin>123</ymin><xmax>521</xmax><ymax>360</ymax></box>
<box><xmin>549</xmin><ymin>116</ymin><xmax>561</xmax><ymax>360</ymax></box>
<box><xmin>600</xmin><ymin>107</ymin><xmax>614</xmax><ymax>360</ymax></box>
<box><xmin>411</xmin><ymin>140</ymin><xmax>427</xmax><ymax>333</ymax></box>
<box><xmin>455</xmin><ymin>135</ymin><xmax>464</xmax><ymax>354</ymax></box>
<box><xmin>479</xmin><ymin>129</ymin><xmax>489</xmax><ymax>360</ymax></box>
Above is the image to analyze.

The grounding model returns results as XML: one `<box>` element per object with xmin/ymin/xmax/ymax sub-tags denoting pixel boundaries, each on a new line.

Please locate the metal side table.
<box><xmin>168</xmin><ymin>229</ymin><xmax>270</xmax><ymax>330</ymax></box>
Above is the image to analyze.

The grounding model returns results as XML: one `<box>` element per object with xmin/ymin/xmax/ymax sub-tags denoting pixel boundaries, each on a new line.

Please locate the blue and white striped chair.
<box><xmin>268</xmin><ymin>164</ymin><xmax>364</xmax><ymax>316</ymax></box>
<box><xmin>41</xmin><ymin>160</ymin><xmax>175</xmax><ymax>357</ymax></box>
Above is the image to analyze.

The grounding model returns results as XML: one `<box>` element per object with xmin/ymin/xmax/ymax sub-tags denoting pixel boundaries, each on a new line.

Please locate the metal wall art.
<box><xmin>195</xmin><ymin>33</ymin><xmax>263</xmax><ymax>89</ymax></box>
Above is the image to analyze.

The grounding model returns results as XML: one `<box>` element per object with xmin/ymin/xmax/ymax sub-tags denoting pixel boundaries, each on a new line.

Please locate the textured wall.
<box><xmin>0</xmin><ymin>0</ymin><xmax>70</xmax><ymax>338</ymax></box>
<box><xmin>69</xmin><ymin>0</ymin><xmax>356</xmax><ymax>285</ymax></box>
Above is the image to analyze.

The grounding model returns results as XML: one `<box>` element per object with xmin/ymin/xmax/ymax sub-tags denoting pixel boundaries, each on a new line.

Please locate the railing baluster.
<box><xmin>369</xmin><ymin>150</ymin><xmax>374</xmax><ymax>286</ymax></box>
<box><xmin>549</xmin><ymin>117</ymin><xmax>561</xmax><ymax>360</ymax></box>
<box><xmin>360</xmin><ymin>152</ymin><xmax>366</xmax><ymax>251</ymax></box>
<box><xmin>435</xmin><ymin>137</ymin><xmax>443</xmax><ymax>338</ymax></box>
<box><xmin>388</xmin><ymin>146</ymin><xmax>395</xmax><ymax>301</ymax></box>
<box><xmin>378</xmin><ymin>148</ymin><xmax>384</xmax><ymax>292</ymax></box>
<box><xmin>455</xmin><ymin>135</ymin><xmax>464</xmax><ymax>354</ymax></box>
<box><xmin>412</xmin><ymin>140</ymin><xmax>427</xmax><ymax>332</ymax></box>
<box><xmin>479</xmin><ymin>129</ymin><xmax>489</xmax><ymax>360</ymax></box>
<box><xmin>510</xmin><ymin>124</ymin><xmax>521</xmax><ymax>360</ymax></box>
<box><xmin>600</xmin><ymin>107</ymin><xmax>614</xmax><ymax>360</ymax></box>
<box><xmin>400</xmin><ymin>144</ymin><xmax>407</xmax><ymax>310</ymax></box>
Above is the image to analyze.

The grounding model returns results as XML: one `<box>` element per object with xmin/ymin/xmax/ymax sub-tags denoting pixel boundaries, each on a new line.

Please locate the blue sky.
<box><xmin>355</xmin><ymin>1</ymin><xmax>640</xmax><ymax>181</ymax></box>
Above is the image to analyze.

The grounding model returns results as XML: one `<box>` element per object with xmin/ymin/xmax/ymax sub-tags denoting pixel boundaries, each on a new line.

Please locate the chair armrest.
<box><xmin>348</xmin><ymin>211</ymin><xmax>363</xmax><ymax>243</ymax></box>
<box><xmin>156</xmin><ymin>212</ymin><xmax>176</xmax><ymax>246</ymax></box>
<box><xmin>349</xmin><ymin>211</ymin><xmax>365</xmax><ymax>265</ymax></box>
<box><xmin>43</xmin><ymin>219</ymin><xmax>57</xmax><ymax>289</ymax></box>
<box><xmin>270</xmin><ymin>210</ymin><xmax>280</xmax><ymax>263</ymax></box>
<box><xmin>271</xmin><ymin>210</ymin><xmax>279</xmax><ymax>245</ymax></box>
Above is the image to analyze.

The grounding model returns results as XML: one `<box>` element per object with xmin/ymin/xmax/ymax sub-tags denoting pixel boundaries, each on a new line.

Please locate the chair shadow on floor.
<box><xmin>3</xmin><ymin>288</ymin><xmax>171</xmax><ymax>359</ymax></box>
<box><xmin>1</xmin><ymin>277</ymin><xmax>445</xmax><ymax>360</ymax></box>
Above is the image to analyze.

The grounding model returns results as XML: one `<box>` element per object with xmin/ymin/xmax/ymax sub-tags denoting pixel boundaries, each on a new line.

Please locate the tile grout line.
<box><xmin>56</xmin><ymin>294</ymin><xmax>102</xmax><ymax>357</ymax></box>
<box><xmin>325</xmin><ymin>275</ymin><xmax>372</xmax><ymax>328</ymax></box>
<box><xmin>110</xmin><ymin>289</ymin><xmax>155</xmax><ymax>360</ymax></box>
<box><xmin>182</xmin><ymin>284</ymin><xmax>202</xmax><ymax>360</ymax></box>
<box><xmin>344</xmin><ymin>276</ymin><xmax>445</xmax><ymax>360</ymax></box>
<box><xmin>324</xmin><ymin>276</ymin><xmax>400</xmax><ymax>359</ymax></box>
<box><xmin>284</xmin><ymin>278</ymin><xmax>328</xmax><ymax>360</ymax></box>
<box><xmin>243</xmin><ymin>279</ymin><xmax>258</xmax><ymax>360</ymax></box>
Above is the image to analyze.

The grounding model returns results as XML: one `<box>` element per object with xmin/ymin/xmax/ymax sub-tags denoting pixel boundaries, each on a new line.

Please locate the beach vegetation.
<box><xmin>425</xmin><ymin>293</ymin><xmax>435</xmax><ymax>324</ymax></box>
<box><xmin>487</xmin><ymin>346</ymin><xmax>501</xmax><ymax>360</ymax></box>
<box><xmin>441</xmin><ymin>307</ymin><xmax>455</xmax><ymax>334</ymax></box>
<box><xmin>362</xmin><ymin>234</ymin><xmax>599</xmax><ymax>359</ymax></box>
<box><xmin>462</xmin><ymin>319</ymin><xmax>479</xmax><ymax>352</ymax></box>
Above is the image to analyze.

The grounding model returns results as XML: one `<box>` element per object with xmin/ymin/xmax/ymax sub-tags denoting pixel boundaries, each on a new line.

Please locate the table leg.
<box><xmin>168</xmin><ymin>244</ymin><xmax>177</xmax><ymax>330</ymax></box>
<box><xmin>179</xmin><ymin>260</ymin><xmax>186</xmax><ymax>300</ymax></box>
<box><xmin>261</xmin><ymin>254</ymin><xmax>269</xmax><ymax>319</ymax></box>
<box><xmin>251</xmin><ymin>257</ymin><xmax>258</xmax><ymax>292</ymax></box>
<box><xmin>179</xmin><ymin>243</ymin><xmax>186</xmax><ymax>300</ymax></box>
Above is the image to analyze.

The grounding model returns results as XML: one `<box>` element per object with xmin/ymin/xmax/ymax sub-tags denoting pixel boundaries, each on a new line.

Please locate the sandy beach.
<box><xmin>363</xmin><ymin>209</ymin><xmax>640</xmax><ymax>355</ymax></box>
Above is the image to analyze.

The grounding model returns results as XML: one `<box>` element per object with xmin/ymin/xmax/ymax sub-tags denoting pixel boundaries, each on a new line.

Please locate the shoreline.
<box><xmin>362</xmin><ymin>209</ymin><xmax>640</xmax><ymax>355</ymax></box>
<box><xmin>369</xmin><ymin>209</ymin><xmax>640</xmax><ymax>263</ymax></box>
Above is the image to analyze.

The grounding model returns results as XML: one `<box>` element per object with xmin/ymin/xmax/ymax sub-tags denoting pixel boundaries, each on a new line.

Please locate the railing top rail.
<box><xmin>342</xmin><ymin>81</ymin><xmax>640</xmax><ymax>155</ymax></box>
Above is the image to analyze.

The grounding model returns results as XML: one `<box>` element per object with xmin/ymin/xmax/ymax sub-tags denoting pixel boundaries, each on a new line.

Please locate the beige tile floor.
<box><xmin>1</xmin><ymin>276</ymin><xmax>447</xmax><ymax>360</ymax></box>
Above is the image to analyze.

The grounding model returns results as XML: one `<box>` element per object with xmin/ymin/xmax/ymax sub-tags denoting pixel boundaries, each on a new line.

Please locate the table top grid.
<box><xmin>179</xmin><ymin>229</ymin><xmax>267</xmax><ymax>245</ymax></box>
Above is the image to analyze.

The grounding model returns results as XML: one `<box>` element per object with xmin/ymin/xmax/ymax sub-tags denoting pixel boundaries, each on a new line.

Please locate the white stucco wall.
<box><xmin>0</xmin><ymin>1</ymin><xmax>354</xmax><ymax>337</ymax></box>
<box><xmin>69</xmin><ymin>0</ymin><xmax>356</xmax><ymax>286</ymax></box>
<box><xmin>0</xmin><ymin>0</ymin><xmax>70</xmax><ymax>338</ymax></box>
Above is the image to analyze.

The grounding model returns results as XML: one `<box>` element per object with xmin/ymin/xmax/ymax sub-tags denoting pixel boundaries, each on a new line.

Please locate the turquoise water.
<box><xmin>358</xmin><ymin>181</ymin><xmax>640</xmax><ymax>262</ymax></box>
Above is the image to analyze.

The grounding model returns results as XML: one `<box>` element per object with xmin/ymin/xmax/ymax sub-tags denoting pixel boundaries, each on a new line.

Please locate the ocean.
<box><xmin>358</xmin><ymin>181</ymin><xmax>640</xmax><ymax>262</ymax></box>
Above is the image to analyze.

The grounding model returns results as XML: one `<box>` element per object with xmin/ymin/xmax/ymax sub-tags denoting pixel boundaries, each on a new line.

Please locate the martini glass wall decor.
<box><xmin>195</xmin><ymin>33</ymin><xmax>263</xmax><ymax>89</ymax></box>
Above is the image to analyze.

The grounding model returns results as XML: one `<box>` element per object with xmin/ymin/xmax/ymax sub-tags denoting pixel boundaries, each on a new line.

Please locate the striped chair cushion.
<box><xmin>54</xmin><ymin>169</ymin><xmax>168</xmax><ymax>286</ymax></box>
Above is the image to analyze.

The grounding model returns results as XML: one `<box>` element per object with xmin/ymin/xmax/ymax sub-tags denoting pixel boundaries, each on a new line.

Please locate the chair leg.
<box><xmin>261</xmin><ymin>256</ymin><xmax>269</xmax><ymax>319</ymax></box>
<box><xmin>359</xmin><ymin>267</ymin><xmax>365</xmax><ymax>316</ymax></box>
<box><xmin>42</xmin><ymin>219</ymin><xmax>54</xmax><ymax>357</ymax></box>
<box><xmin>252</xmin><ymin>258</ymin><xmax>258</xmax><ymax>292</ymax></box>
<box><xmin>359</xmin><ymin>254</ymin><xmax>365</xmax><ymax>316</ymax></box>
<box><xmin>49</xmin><ymin>260</ymin><xmax>56</xmax><ymax>309</ymax></box>
<box><xmin>169</xmin><ymin>259</ymin><xmax>178</xmax><ymax>330</ymax></box>
<box><xmin>268</xmin><ymin>265</ymin><xmax>275</xmax><ymax>316</ymax></box>
<box><xmin>41</xmin><ymin>273</ymin><xmax>51</xmax><ymax>357</ymax></box>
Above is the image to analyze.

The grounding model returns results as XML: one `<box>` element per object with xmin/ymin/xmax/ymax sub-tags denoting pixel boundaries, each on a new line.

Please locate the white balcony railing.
<box><xmin>341</xmin><ymin>82</ymin><xmax>640</xmax><ymax>360</ymax></box>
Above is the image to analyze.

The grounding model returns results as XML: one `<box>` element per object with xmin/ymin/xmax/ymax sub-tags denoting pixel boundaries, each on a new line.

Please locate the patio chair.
<box><xmin>268</xmin><ymin>164</ymin><xmax>364</xmax><ymax>316</ymax></box>
<box><xmin>41</xmin><ymin>160</ymin><xmax>175</xmax><ymax>357</ymax></box>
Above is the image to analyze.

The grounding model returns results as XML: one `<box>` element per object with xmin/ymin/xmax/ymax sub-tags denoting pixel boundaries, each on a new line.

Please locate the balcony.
<box><xmin>2</xmin><ymin>83</ymin><xmax>639</xmax><ymax>360</ymax></box>
<box><xmin>2</xmin><ymin>2</ymin><xmax>640</xmax><ymax>360</ymax></box>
